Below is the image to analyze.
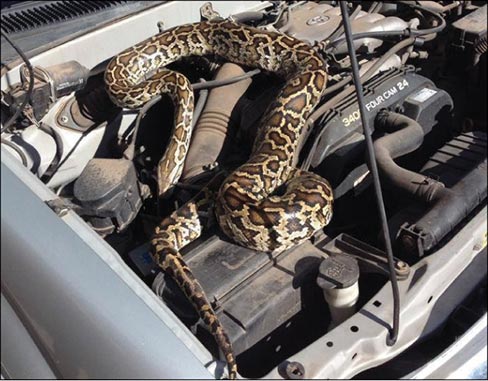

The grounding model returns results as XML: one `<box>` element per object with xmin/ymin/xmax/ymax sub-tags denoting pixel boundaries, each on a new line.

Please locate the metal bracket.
<box><xmin>45</xmin><ymin>198</ymin><xmax>71</xmax><ymax>217</ymax></box>
<box><xmin>200</xmin><ymin>2</ymin><xmax>222</xmax><ymax>21</ymax></box>
<box><xmin>398</xmin><ymin>222</ymin><xmax>429</xmax><ymax>258</ymax></box>
<box><xmin>156</xmin><ymin>20</ymin><xmax>164</xmax><ymax>33</ymax></box>
<box><xmin>320</xmin><ymin>233</ymin><xmax>411</xmax><ymax>280</ymax></box>
<box><xmin>56</xmin><ymin>96</ymin><xmax>89</xmax><ymax>132</ymax></box>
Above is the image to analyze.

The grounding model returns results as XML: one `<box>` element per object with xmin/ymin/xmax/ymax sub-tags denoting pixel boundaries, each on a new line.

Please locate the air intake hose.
<box><xmin>181</xmin><ymin>63</ymin><xmax>252</xmax><ymax>181</ymax></box>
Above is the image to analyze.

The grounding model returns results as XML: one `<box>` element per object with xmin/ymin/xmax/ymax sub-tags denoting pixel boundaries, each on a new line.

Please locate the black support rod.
<box><xmin>338</xmin><ymin>1</ymin><xmax>400</xmax><ymax>345</ymax></box>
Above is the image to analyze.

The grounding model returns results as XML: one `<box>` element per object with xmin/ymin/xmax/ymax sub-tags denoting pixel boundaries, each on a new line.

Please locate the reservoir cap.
<box><xmin>317</xmin><ymin>254</ymin><xmax>359</xmax><ymax>289</ymax></box>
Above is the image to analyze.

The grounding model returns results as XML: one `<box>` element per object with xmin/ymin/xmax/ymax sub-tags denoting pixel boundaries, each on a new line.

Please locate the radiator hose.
<box><xmin>374</xmin><ymin>111</ymin><xmax>487</xmax><ymax>255</ymax></box>
<box><xmin>374</xmin><ymin>110</ymin><xmax>445</xmax><ymax>203</ymax></box>
<box><xmin>406</xmin><ymin>160</ymin><xmax>486</xmax><ymax>253</ymax></box>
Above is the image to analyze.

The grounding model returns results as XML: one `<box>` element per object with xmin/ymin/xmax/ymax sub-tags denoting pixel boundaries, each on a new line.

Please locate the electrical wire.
<box><xmin>0</xmin><ymin>30</ymin><xmax>35</xmax><ymax>134</ymax></box>
<box><xmin>338</xmin><ymin>0</ymin><xmax>400</xmax><ymax>345</ymax></box>
<box><xmin>40</xmin><ymin>123</ymin><xmax>99</xmax><ymax>183</ymax></box>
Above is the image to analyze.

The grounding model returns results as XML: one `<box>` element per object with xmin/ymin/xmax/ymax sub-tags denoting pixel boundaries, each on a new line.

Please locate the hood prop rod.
<box><xmin>338</xmin><ymin>1</ymin><xmax>400</xmax><ymax>346</ymax></box>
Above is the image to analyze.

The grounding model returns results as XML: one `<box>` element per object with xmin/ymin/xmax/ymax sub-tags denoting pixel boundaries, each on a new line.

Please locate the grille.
<box><xmin>1</xmin><ymin>1</ymin><xmax>129</xmax><ymax>34</ymax></box>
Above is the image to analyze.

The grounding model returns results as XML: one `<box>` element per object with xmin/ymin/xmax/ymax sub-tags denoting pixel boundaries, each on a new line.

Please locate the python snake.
<box><xmin>105</xmin><ymin>20</ymin><xmax>333</xmax><ymax>379</ymax></box>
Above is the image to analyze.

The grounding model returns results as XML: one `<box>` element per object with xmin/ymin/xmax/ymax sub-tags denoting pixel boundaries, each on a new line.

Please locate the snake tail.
<box><xmin>150</xmin><ymin>175</ymin><xmax>237</xmax><ymax>379</ymax></box>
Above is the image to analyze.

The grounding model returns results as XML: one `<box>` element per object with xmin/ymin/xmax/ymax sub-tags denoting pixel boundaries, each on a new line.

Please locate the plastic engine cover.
<box><xmin>306</xmin><ymin>66</ymin><xmax>453</xmax><ymax>187</ymax></box>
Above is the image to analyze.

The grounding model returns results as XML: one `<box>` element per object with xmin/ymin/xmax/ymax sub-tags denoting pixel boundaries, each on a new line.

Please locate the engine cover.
<box><xmin>304</xmin><ymin>66</ymin><xmax>453</xmax><ymax>189</ymax></box>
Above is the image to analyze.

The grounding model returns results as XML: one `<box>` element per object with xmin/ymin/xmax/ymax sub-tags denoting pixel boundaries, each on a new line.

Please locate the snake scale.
<box><xmin>105</xmin><ymin>20</ymin><xmax>334</xmax><ymax>379</ymax></box>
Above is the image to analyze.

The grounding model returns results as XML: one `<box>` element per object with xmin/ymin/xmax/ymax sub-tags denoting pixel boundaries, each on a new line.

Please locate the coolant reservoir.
<box><xmin>317</xmin><ymin>254</ymin><xmax>360</xmax><ymax>330</ymax></box>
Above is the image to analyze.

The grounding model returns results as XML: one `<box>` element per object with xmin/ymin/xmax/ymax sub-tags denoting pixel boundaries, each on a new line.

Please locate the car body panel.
<box><xmin>1</xmin><ymin>148</ymin><xmax>213</xmax><ymax>379</ymax></box>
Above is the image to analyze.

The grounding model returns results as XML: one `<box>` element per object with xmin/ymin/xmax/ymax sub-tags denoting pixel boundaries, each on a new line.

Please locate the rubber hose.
<box><xmin>374</xmin><ymin>111</ymin><xmax>445</xmax><ymax>203</ymax></box>
<box><xmin>410</xmin><ymin>159</ymin><xmax>487</xmax><ymax>251</ymax></box>
<box><xmin>181</xmin><ymin>63</ymin><xmax>252</xmax><ymax>181</ymax></box>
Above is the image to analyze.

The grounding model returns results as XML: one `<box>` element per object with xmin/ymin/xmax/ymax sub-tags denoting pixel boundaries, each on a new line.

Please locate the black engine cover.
<box><xmin>305</xmin><ymin>66</ymin><xmax>453</xmax><ymax>189</ymax></box>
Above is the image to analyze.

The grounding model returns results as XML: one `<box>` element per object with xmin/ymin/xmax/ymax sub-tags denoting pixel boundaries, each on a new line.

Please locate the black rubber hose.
<box><xmin>1</xmin><ymin>30</ymin><xmax>35</xmax><ymax>134</ymax></box>
<box><xmin>410</xmin><ymin>160</ymin><xmax>487</xmax><ymax>251</ymax></box>
<box><xmin>398</xmin><ymin>2</ymin><xmax>447</xmax><ymax>35</ymax></box>
<box><xmin>39</xmin><ymin>123</ymin><xmax>65</xmax><ymax>183</ymax></box>
<box><xmin>374</xmin><ymin>112</ymin><xmax>487</xmax><ymax>255</ymax></box>
<box><xmin>374</xmin><ymin>111</ymin><xmax>445</xmax><ymax>203</ymax></box>
<box><xmin>339</xmin><ymin>1</ymin><xmax>400</xmax><ymax>346</ymax></box>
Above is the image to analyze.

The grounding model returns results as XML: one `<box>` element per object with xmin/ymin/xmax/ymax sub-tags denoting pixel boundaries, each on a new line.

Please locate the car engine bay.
<box><xmin>1</xmin><ymin>1</ymin><xmax>487</xmax><ymax>379</ymax></box>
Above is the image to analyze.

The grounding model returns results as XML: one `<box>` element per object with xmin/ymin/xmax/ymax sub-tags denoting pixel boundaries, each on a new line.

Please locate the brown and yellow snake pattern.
<box><xmin>105</xmin><ymin>20</ymin><xmax>333</xmax><ymax>379</ymax></box>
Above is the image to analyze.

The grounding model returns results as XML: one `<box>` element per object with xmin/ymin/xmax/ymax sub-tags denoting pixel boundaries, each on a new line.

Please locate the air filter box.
<box><xmin>72</xmin><ymin>158</ymin><xmax>143</xmax><ymax>236</ymax></box>
<box><xmin>150</xmin><ymin>233</ymin><xmax>331</xmax><ymax>356</ymax></box>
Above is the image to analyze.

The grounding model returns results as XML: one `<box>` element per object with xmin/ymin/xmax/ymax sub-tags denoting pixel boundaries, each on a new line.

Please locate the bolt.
<box><xmin>284</xmin><ymin>361</ymin><xmax>305</xmax><ymax>380</ymax></box>
<box><xmin>203</xmin><ymin>161</ymin><xmax>219</xmax><ymax>171</ymax></box>
<box><xmin>395</xmin><ymin>261</ymin><xmax>407</xmax><ymax>270</ymax></box>
<box><xmin>57</xmin><ymin>207</ymin><xmax>69</xmax><ymax>218</ymax></box>
<box><xmin>473</xmin><ymin>243</ymin><xmax>482</xmax><ymax>251</ymax></box>
<box><xmin>59</xmin><ymin>115</ymin><xmax>69</xmax><ymax>124</ymax></box>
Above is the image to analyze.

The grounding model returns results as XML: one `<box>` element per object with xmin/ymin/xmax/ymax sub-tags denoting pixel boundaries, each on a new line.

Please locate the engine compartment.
<box><xmin>1</xmin><ymin>1</ymin><xmax>487</xmax><ymax>379</ymax></box>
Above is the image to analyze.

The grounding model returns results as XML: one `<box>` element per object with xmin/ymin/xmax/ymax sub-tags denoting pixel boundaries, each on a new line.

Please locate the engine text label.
<box><xmin>342</xmin><ymin>79</ymin><xmax>410</xmax><ymax>127</ymax></box>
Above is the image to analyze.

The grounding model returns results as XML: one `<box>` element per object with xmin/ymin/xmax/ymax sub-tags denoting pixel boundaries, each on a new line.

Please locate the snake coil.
<box><xmin>105</xmin><ymin>20</ymin><xmax>334</xmax><ymax>379</ymax></box>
